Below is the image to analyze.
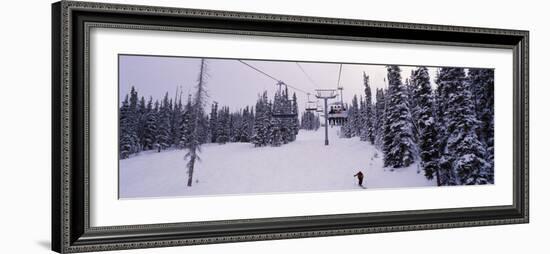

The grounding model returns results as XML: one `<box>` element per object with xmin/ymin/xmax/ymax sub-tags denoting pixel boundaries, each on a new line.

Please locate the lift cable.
<box><xmin>238</xmin><ymin>60</ymin><xmax>310</xmax><ymax>95</ymax></box>
<box><xmin>336</xmin><ymin>64</ymin><xmax>343</xmax><ymax>89</ymax></box>
<box><xmin>295</xmin><ymin>62</ymin><xmax>320</xmax><ymax>90</ymax></box>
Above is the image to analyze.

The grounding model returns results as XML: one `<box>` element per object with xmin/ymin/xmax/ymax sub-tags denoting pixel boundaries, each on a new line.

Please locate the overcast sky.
<box><xmin>119</xmin><ymin>55</ymin><xmax>439</xmax><ymax>113</ymax></box>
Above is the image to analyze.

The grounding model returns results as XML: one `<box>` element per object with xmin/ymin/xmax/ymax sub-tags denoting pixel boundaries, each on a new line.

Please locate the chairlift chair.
<box><xmin>305</xmin><ymin>101</ymin><xmax>318</xmax><ymax>112</ymax></box>
<box><xmin>316</xmin><ymin>105</ymin><xmax>324</xmax><ymax>113</ymax></box>
<box><xmin>271</xmin><ymin>82</ymin><xmax>298</xmax><ymax>119</ymax></box>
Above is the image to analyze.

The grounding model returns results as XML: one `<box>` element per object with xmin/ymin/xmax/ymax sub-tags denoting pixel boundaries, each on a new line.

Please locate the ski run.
<box><xmin>120</xmin><ymin>127</ymin><xmax>435</xmax><ymax>198</ymax></box>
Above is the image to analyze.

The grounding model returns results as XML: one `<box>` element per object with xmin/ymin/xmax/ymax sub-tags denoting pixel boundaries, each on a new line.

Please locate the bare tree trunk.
<box><xmin>186</xmin><ymin>59</ymin><xmax>207</xmax><ymax>187</ymax></box>
<box><xmin>187</xmin><ymin>151</ymin><xmax>196</xmax><ymax>186</ymax></box>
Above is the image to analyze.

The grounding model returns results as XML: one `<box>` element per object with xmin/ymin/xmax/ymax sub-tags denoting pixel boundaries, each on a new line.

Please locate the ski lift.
<box><xmin>315</xmin><ymin>101</ymin><xmax>324</xmax><ymax>113</ymax></box>
<box><xmin>305</xmin><ymin>101</ymin><xmax>318</xmax><ymax>112</ymax></box>
<box><xmin>272</xmin><ymin>82</ymin><xmax>298</xmax><ymax>119</ymax></box>
<box><xmin>305</xmin><ymin>93</ymin><xmax>318</xmax><ymax>112</ymax></box>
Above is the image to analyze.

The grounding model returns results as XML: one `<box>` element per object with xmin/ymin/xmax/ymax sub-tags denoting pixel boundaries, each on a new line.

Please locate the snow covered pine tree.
<box><xmin>436</xmin><ymin>68</ymin><xmax>492</xmax><ymax>185</ymax></box>
<box><xmin>383</xmin><ymin>66</ymin><xmax>416</xmax><ymax>168</ymax></box>
<box><xmin>119</xmin><ymin>94</ymin><xmax>138</xmax><ymax>159</ymax></box>
<box><xmin>411</xmin><ymin>67</ymin><xmax>441</xmax><ymax>185</ymax></box>
<box><xmin>156</xmin><ymin>93</ymin><xmax>172</xmax><ymax>152</ymax></box>
<box><xmin>142</xmin><ymin>97</ymin><xmax>158</xmax><ymax>150</ymax></box>
<box><xmin>216</xmin><ymin>106</ymin><xmax>230</xmax><ymax>144</ymax></box>
<box><xmin>468</xmin><ymin>68</ymin><xmax>495</xmax><ymax>180</ymax></box>
<box><xmin>373</xmin><ymin>88</ymin><xmax>386</xmax><ymax>149</ymax></box>
<box><xmin>252</xmin><ymin>91</ymin><xmax>272</xmax><ymax>147</ymax></box>
<box><xmin>360</xmin><ymin>72</ymin><xmax>374</xmax><ymax>144</ymax></box>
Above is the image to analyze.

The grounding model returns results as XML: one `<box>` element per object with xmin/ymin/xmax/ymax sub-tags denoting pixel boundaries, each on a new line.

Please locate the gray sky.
<box><xmin>119</xmin><ymin>55</ymin><xmax>439</xmax><ymax>113</ymax></box>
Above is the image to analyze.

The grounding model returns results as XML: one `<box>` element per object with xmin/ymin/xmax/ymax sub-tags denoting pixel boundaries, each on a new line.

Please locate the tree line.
<box><xmin>119</xmin><ymin>82</ymin><xmax>302</xmax><ymax>159</ymax></box>
<box><xmin>340</xmin><ymin>66</ymin><xmax>494</xmax><ymax>186</ymax></box>
<box><xmin>300</xmin><ymin>111</ymin><xmax>321</xmax><ymax>131</ymax></box>
<box><xmin>251</xmin><ymin>85</ymin><xmax>300</xmax><ymax>147</ymax></box>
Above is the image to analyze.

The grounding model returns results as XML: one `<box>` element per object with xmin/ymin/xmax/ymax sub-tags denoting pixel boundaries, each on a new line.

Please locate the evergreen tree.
<box><xmin>405</xmin><ymin>77</ymin><xmax>418</xmax><ymax>116</ymax></box>
<box><xmin>342</xmin><ymin>96</ymin><xmax>360</xmax><ymax>138</ymax></box>
<box><xmin>411</xmin><ymin>67</ymin><xmax>440</xmax><ymax>184</ymax></box>
<box><xmin>340</xmin><ymin>103</ymin><xmax>352</xmax><ymax>138</ymax></box>
<box><xmin>128</xmin><ymin>87</ymin><xmax>140</xmax><ymax>152</ymax></box>
<box><xmin>216</xmin><ymin>106</ymin><xmax>230</xmax><ymax>144</ymax></box>
<box><xmin>250</xmin><ymin>87</ymin><xmax>298</xmax><ymax>146</ymax></box>
<box><xmin>300</xmin><ymin>111</ymin><xmax>320</xmax><ymax>130</ymax></box>
<box><xmin>405</xmin><ymin>77</ymin><xmax>420</xmax><ymax>142</ymax></box>
<box><xmin>141</xmin><ymin>97</ymin><xmax>157</xmax><ymax>150</ymax></box>
<box><xmin>270</xmin><ymin>88</ymin><xmax>285</xmax><ymax>146</ymax></box>
<box><xmin>197</xmin><ymin>113</ymin><xmax>210</xmax><ymax>144</ymax></box>
<box><xmin>263</xmin><ymin>100</ymin><xmax>274</xmax><ymax>145</ymax></box>
<box><xmin>436</xmin><ymin>68</ymin><xmax>491</xmax><ymax>185</ymax></box>
<box><xmin>302</xmin><ymin>112</ymin><xmax>309</xmax><ymax>129</ymax></box>
<box><xmin>209</xmin><ymin>102</ymin><xmax>219</xmax><ymax>143</ymax></box>
<box><xmin>359</xmin><ymin>95</ymin><xmax>366</xmax><ymax>140</ymax></box>
<box><xmin>229</xmin><ymin>112</ymin><xmax>237</xmax><ymax>142</ymax></box>
<box><xmin>247</xmin><ymin>106</ymin><xmax>255</xmax><ymax>138</ymax></box>
<box><xmin>168</xmin><ymin>98</ymin><xmax>174</xmax><ymax>144</ymax></box>
<box><xmin>351</xmin><ymin>95</ymin><xmax>361</xmax><ymax>136</ymax></box>
<box><xmin>360</xmin><ymin>73</ymin><xmax>374</xmax><ymax>143</ymax></box>
<box><xmin>468</xmin><ymin>69</ymin><xmax>495</xmax><ymax>176</ymax></box>
<box><xmin>269</xmin><ymin>117</ymin><xmax>283</xmax><ymax>147</ymax></box>
<box><xmin>136</xmin><ymin>96</ymin><xmax>147</xmax><ymax>151</ymax></box>
<box><xmin>373</xmin><ymin>88</ymin><xmax>386</xmax><ymax>148</ymax></box>
<box><xmin>435</xmin><ymin>68</ymin><xmax>459</xmax><ymax>184</ymax></box>
<box><xmin>383</xmin><ymin>66</ymin><xmax>415</xmax><ymax>168</ymax></box>
<box><xmin>129</xmin><ymin>87</ymin><xmax>139</xmax><ymax>109</ymax></box>
<box><xmin>252</xmin><ymin>92</ymin><xmax>272</xmax><ymax>147</ymax></box>
<box><xmin>156</xmin><ymin>92</ymin><xmax>172</xmax><ymax>151</ymax></box>
<box><xmin>291</xmin><ymin>92</ymin><xmax>300</xmax><ymax>137</ymax></box>
<box><xmin>268</xmin><ymin>85</ymin><xmax>296</xmax><ymax>145</ymax></box>
<box><xmin>119</xmin><ymin>95</ymin><xmax>138</xmax><ymax>159</ymax></box>
<box><xmin>235</xmin><ymin>108</ymin><xmax>250</xmax><ymax>142</ymax></box>
<box><xmin>170</xmin><ymin>92</ymin><xmax>184</xmax><ymax>147</ymax></box>
<box><xmin>178</xmin><ymin>96</ymin><xmax>193</xmax><ymax>149</ymax></box>
<box><xmin>236</xmin><ymin>106</ymin><xmax>254</xmax><ymax>142</ymax></box>
<box><xmin>280</xmin><ymin>86</ymin><xmax>294</xmax><ymax>143</ymax></box>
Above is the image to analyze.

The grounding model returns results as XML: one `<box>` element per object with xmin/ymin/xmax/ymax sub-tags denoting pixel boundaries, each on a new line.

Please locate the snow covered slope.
<box><xmin>120</xmin><ymin>127</ymin><xmax>435</xmax><ymax>198</ymax></box>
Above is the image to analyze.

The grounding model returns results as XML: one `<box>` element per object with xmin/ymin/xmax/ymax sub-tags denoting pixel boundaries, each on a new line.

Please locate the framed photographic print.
<box><xmin>52</xmin><ymin>1</ymin><xmax>529</xmax><ymax>253</ymax></box>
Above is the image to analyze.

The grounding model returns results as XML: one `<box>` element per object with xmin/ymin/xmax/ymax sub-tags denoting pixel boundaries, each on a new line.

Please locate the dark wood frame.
<box><xmin>52</xmin><ymin>1</ymin><xmax>529</xmax><ymax>253</ymax></box>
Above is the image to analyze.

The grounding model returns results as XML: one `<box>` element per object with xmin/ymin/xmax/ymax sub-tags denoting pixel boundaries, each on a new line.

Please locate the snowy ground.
<box><xmin>119</xmin><ymin>127</ymin><xmax>435</xmax><ymax>198</ymax></box>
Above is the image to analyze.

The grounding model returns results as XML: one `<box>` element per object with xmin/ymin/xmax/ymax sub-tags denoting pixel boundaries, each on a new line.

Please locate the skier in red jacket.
<box><xmin>354</xmin><ymin>171</ymin><xmax>364</xmax><ymax>187</ymax></box>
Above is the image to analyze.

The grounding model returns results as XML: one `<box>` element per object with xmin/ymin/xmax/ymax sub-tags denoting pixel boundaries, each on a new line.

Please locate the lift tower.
<box><xmin>315</xmin><ymin>89</ymin><xmax>338</xmax><ymax>145</ymax></box>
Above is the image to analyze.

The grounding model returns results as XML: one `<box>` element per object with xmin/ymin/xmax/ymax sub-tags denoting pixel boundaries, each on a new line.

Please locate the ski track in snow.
<box><xmin>119</xmin><ymin>127</ymin><xmax>435</xmax><ymax>198</ymax></box>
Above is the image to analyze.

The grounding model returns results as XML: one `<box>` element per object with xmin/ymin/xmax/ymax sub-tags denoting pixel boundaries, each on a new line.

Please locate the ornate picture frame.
<box><xmin>52</xmin><ymin>1</ymin><xmax>529</xmax><ymax>253</ymax></box>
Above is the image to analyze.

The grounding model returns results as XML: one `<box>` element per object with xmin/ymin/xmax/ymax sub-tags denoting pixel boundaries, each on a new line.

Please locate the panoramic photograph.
<box><xmin>118</xmin><ymin>54</ymin><xmax>494</xmax><ymax>199</ymax></box>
